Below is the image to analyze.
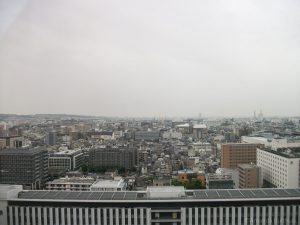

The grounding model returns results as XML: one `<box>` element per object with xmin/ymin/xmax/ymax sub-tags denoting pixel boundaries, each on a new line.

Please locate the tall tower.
<box><xmin>45</xmin><ymin>130</ymin><xmax>57</xmax><ymax>146</ymax></box>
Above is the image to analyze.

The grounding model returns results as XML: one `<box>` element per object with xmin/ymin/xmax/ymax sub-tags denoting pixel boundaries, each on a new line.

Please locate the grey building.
<box><xmin>48</xmin><ymin>149</ymin><xmax>85</xmax><ymax>176</ymax></box>
<box><xmin>45</xmin><ymin>130</ymin><xmax>57</xmax><ymax>146</ymax></box>
<box><xmin>88</xmin><ymin>146</ymin><xmax>137</xmax><ymax>169</ymax></box>
<box><xmin>1</xmin><ymin>185</ymin><xmax>300</xmax><ymax>225</ymax></box>
<box><xmin>0</xmin><ymin>147</ymin><xmax>48</xmax><ymax>190</ymax></box>
<box><xmin>134</xmin><ymin>131</ymin><xmax>160</xmax><ymax>141</ymax></box>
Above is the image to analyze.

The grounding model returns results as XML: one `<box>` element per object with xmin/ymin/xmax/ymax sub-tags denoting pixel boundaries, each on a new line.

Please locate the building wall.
<box><xmin>238</xmin><ymin>166</ymin><xmax>261</xmax><ymax>188</ymax></box>
<box><xmin>257</xmin><ymin>148</ymin><xmax>300</xmax><ymax>188</ymax></box>
<box><xmin>134</xmin><ymin>131</ymin><xmax>160</xmax><ymax>141</ymax></box>
<box><xmin>3</xmin><ymin>204</ymin><xmax>300</xmax><ymax>225</ymax></box>
<box><xmin>0</xmin><ymin>149</ymin><xmax>48</xmax><ymax>190</ymax></box>
<box><xmin>221</xmin><ymin>143</ymin><xmax>263</xmax><ymax>168</ymax></box>
<box><xmin>88</xmin><ymin>148</ymin><xmax>136</xmax><ymax>169</ymax></box>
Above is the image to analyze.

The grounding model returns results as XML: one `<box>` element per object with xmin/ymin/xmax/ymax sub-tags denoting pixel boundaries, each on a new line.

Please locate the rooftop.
<box><xmin>47</xmin><ymin>177</ymin><xmax>94</xmax><ymax>184</ymax></box>
<box><xmin>91</xmin><ymin>179</ymin><xmax>125</xmax><ymax>188</ymax></box>
<box><xmin>259</xmin><ymin>147</ymin><xmax>300</xmax><ymax>158</ymax></box>
<box><xmin>14</xmin><ymin>188</ymin><xmax>300</xmax><ymax>201</ymax></box>
<box><xmin>0</xmin><ymin>147</ymin><xmax>46</xmax><ymax>155</ymax></box>
<box><xmin>238</xmin><ymin>163</ymin><xmax>259</xmax><ymax>169</ymax></box>
<box><xmin>193</xmin><ymin>124</ymin><xmax>207</xmax><ymax>129</ymax></box>
<box><xmin>206</xmin><ymin>174</ymin><xmax>233</xmax><ymax>181</ymax></box>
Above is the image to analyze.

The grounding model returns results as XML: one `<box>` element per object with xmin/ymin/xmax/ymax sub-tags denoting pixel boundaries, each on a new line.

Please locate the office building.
<box><xmin>1</xmin><ymin>184</ymin><xmax>300</xmax><ymax>225</ymax></box>
<box><xmin>238</xmin><ymin>163</ymin><xmax>262</xmax><ymax>189</ymax></box>
<box><xmin>221</xmin><ymin>143</ymin><xmax>264</xmax><ymax>168</ymax></box>
<box><xmin>88</xmin><ymin>146</ymin><xmax>137</xmax><ymax>170</ymax></box>
<box><xmin>0</xmin><ymin>147</ymin><xmax>48</xmax><ymax>190</ymax></box>
<box><xmin>45</xmin><ymin>130</ymin><xmax>57</xmax><ymax>146</ymax></box>
<box><xmin>48</xmin><ymin>149</ymin><xmax>84</xmax><ymax>175</ymax></box>
<box><xmin>257</xmin><ymin>147</ymin><xmax>300</xmax><ymax>188</ymax></box>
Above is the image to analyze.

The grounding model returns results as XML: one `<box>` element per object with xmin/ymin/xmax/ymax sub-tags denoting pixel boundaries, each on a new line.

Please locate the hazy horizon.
<box><xmin>0</xmin><ymin>0</ymin><xmax>299</xmax><ymax>118</ymax></box>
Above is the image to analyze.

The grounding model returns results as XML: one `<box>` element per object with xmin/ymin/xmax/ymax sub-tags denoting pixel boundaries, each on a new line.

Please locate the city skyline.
<box><xmin>1</xmin><ymin>0</ymin><xmax>300</xmax><ymax>117</ymax></box>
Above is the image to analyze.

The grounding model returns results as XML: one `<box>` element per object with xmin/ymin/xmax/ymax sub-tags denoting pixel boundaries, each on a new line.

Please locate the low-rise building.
<box><xmin>45</xmin><ymin>177</ymin><xmax>95</xmax><ymax>191</ymax></box>
<box><xmin>90</xmin><ymin>178</ymin><xmax>126</xmax><ymax>191</ymax></box>
<box><xmin>135</xmin><ymin>131</ymin><xmax>160</xmax><ymax>141</ymax></box>
<box><xmin>205</xmin><ymin>173</ymin><xmax>234</xmax><ymax>189</ymax></box>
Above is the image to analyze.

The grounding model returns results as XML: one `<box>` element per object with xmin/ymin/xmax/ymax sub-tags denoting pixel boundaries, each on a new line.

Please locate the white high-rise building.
<box><xmin>257</xmin><ymin>147</ymin><xmax>300</xmax><ymax>188</ymax></box>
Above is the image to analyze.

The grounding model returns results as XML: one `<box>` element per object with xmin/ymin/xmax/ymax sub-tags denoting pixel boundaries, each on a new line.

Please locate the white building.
<box><xmin>45</xmin><ymin>177</ymin><xmax>95</xmax><ymax>191</ymax></box>
<box><xmin>90</xmin><ymin>179</ymin><xmax>126</xmax><ymax>191</ymax></box>
<box><xmin>257</xmin><ymin>147</ymin><xmax>300</xmax><ymax>188</ymax></box>
<box><xmin>162</xmin><ymin>130</ymin><xmax>182</xmax><ymax>139</ymax></box>
<box><xmin>242</xmin><ymin>136</ymin><xmax>300</xmax><ymax>149</ymax></box>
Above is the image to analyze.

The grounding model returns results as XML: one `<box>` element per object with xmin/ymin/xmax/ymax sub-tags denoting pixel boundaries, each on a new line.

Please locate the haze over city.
<box><xmin>0</xmin><ymin>0</ymin><xmax>299</xmax><ymax>117</ymax></box>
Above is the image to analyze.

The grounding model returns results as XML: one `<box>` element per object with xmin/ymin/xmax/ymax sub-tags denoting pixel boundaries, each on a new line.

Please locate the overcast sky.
<box><xmin>0</xmin><ymin>0</ymin><xmax>299</xmax><ymax>117</ymax></box>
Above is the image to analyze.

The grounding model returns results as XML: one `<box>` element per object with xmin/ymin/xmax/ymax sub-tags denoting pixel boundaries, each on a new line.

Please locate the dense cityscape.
<box><xmin>0</xmin><ymin>113</ymin><xmax>300</xmax><ymax>224</ymax></box>
<box><xmin>1</xmin><ymin>0</ymin><xmax>299</xmax><ymax>224</ymax></box>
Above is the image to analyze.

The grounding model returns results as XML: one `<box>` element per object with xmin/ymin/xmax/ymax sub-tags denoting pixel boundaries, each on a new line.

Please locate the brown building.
<box><xmin>238</xmin><ymin>163</ymin><xmax>262</xmax><ymax>188</ymax></box>
<box><xmin>221</xmin><ymin>143</ymin><xmax>263</xmax><ymax>168</ymax></box>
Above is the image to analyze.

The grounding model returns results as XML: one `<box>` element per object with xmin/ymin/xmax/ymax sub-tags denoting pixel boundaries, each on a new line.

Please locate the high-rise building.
<box><xmin>221</xmin><ymin>143</ymin><xmax>264</xmax><ymax>168</ymax></box>
<box><xmin>88</xmin><ymin>146</ymin><xmax>137</xmax><ymax>169</ymax></box>
<box><xmin>45</xmin><ymin>130</ymin><xmax>57</xmax><ymax>146</ymax></box>
<box><xmin>257</xmin><ymin>147</ymin><xmax>300</xmax><ymax>188</ymax></box>
<box><xmin>1</xmin><ymin>184</ymin><xmax>300</xmax><ymax>225</ymax></box>
<box><xmin>0</xmin><ymin>147</ymin><xmax>48</xmax><ymax>190</ymax></box>
<box><xmin>238</xmin><ymin>163</ymin><xmax>262</xmax><ymax>189</ymax></box>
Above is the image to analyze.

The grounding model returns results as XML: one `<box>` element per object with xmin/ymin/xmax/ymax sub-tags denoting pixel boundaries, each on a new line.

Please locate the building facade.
<box><xmin>88</xmin><ymin>147</ymin><xmax>137</xmax><ymax>170</ymax></box>
<box><xmin>134</xmin><ymin>131</ymin><xmax>160</xmax><ymax>142</ymax></box>
<box><xmin>45</xmin><ymin>177</ymin><xmax>94</xmax><ymax>191</ymax></box>
<box><xmin>205</xmin><ymin>173</ymin><xmax>234</xmax><ymax>189</ymax></box>
<box><xmin>0</xmin><ymin>148</ymin><xmax>48</xmax><ymax>190</ymax></box>
<box><xmin>238</xmin><ymin>163</ymin><xmax>262</xmax><ymax>189</ymax></box>
<box><xmin>1</xmin><ymin>185</ymin><xmax>300</xmax><ymax>225</ymax></box>
<box><xmin>45</xmin><ymin>130</ymin><xmax>57</xmax><ymax>146</ymax></box>
<box><xmin>221</xmin><ymin>143</ymin><xmax>264</xmax><ymax>168</ymax></box>
<box><xmin>0</xmin><ymin>136</ymin><xmax>23</xmax><ymax>149</ymax></box>
<box><xmin>48</xmin><ymin>149</ymin><xmax>84</xmax><ymax>175</ymax></box>
<box><xmin>257</xmin><ymin>147</ymin><xmax>300</xmax><ymax>188</ymax></box>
